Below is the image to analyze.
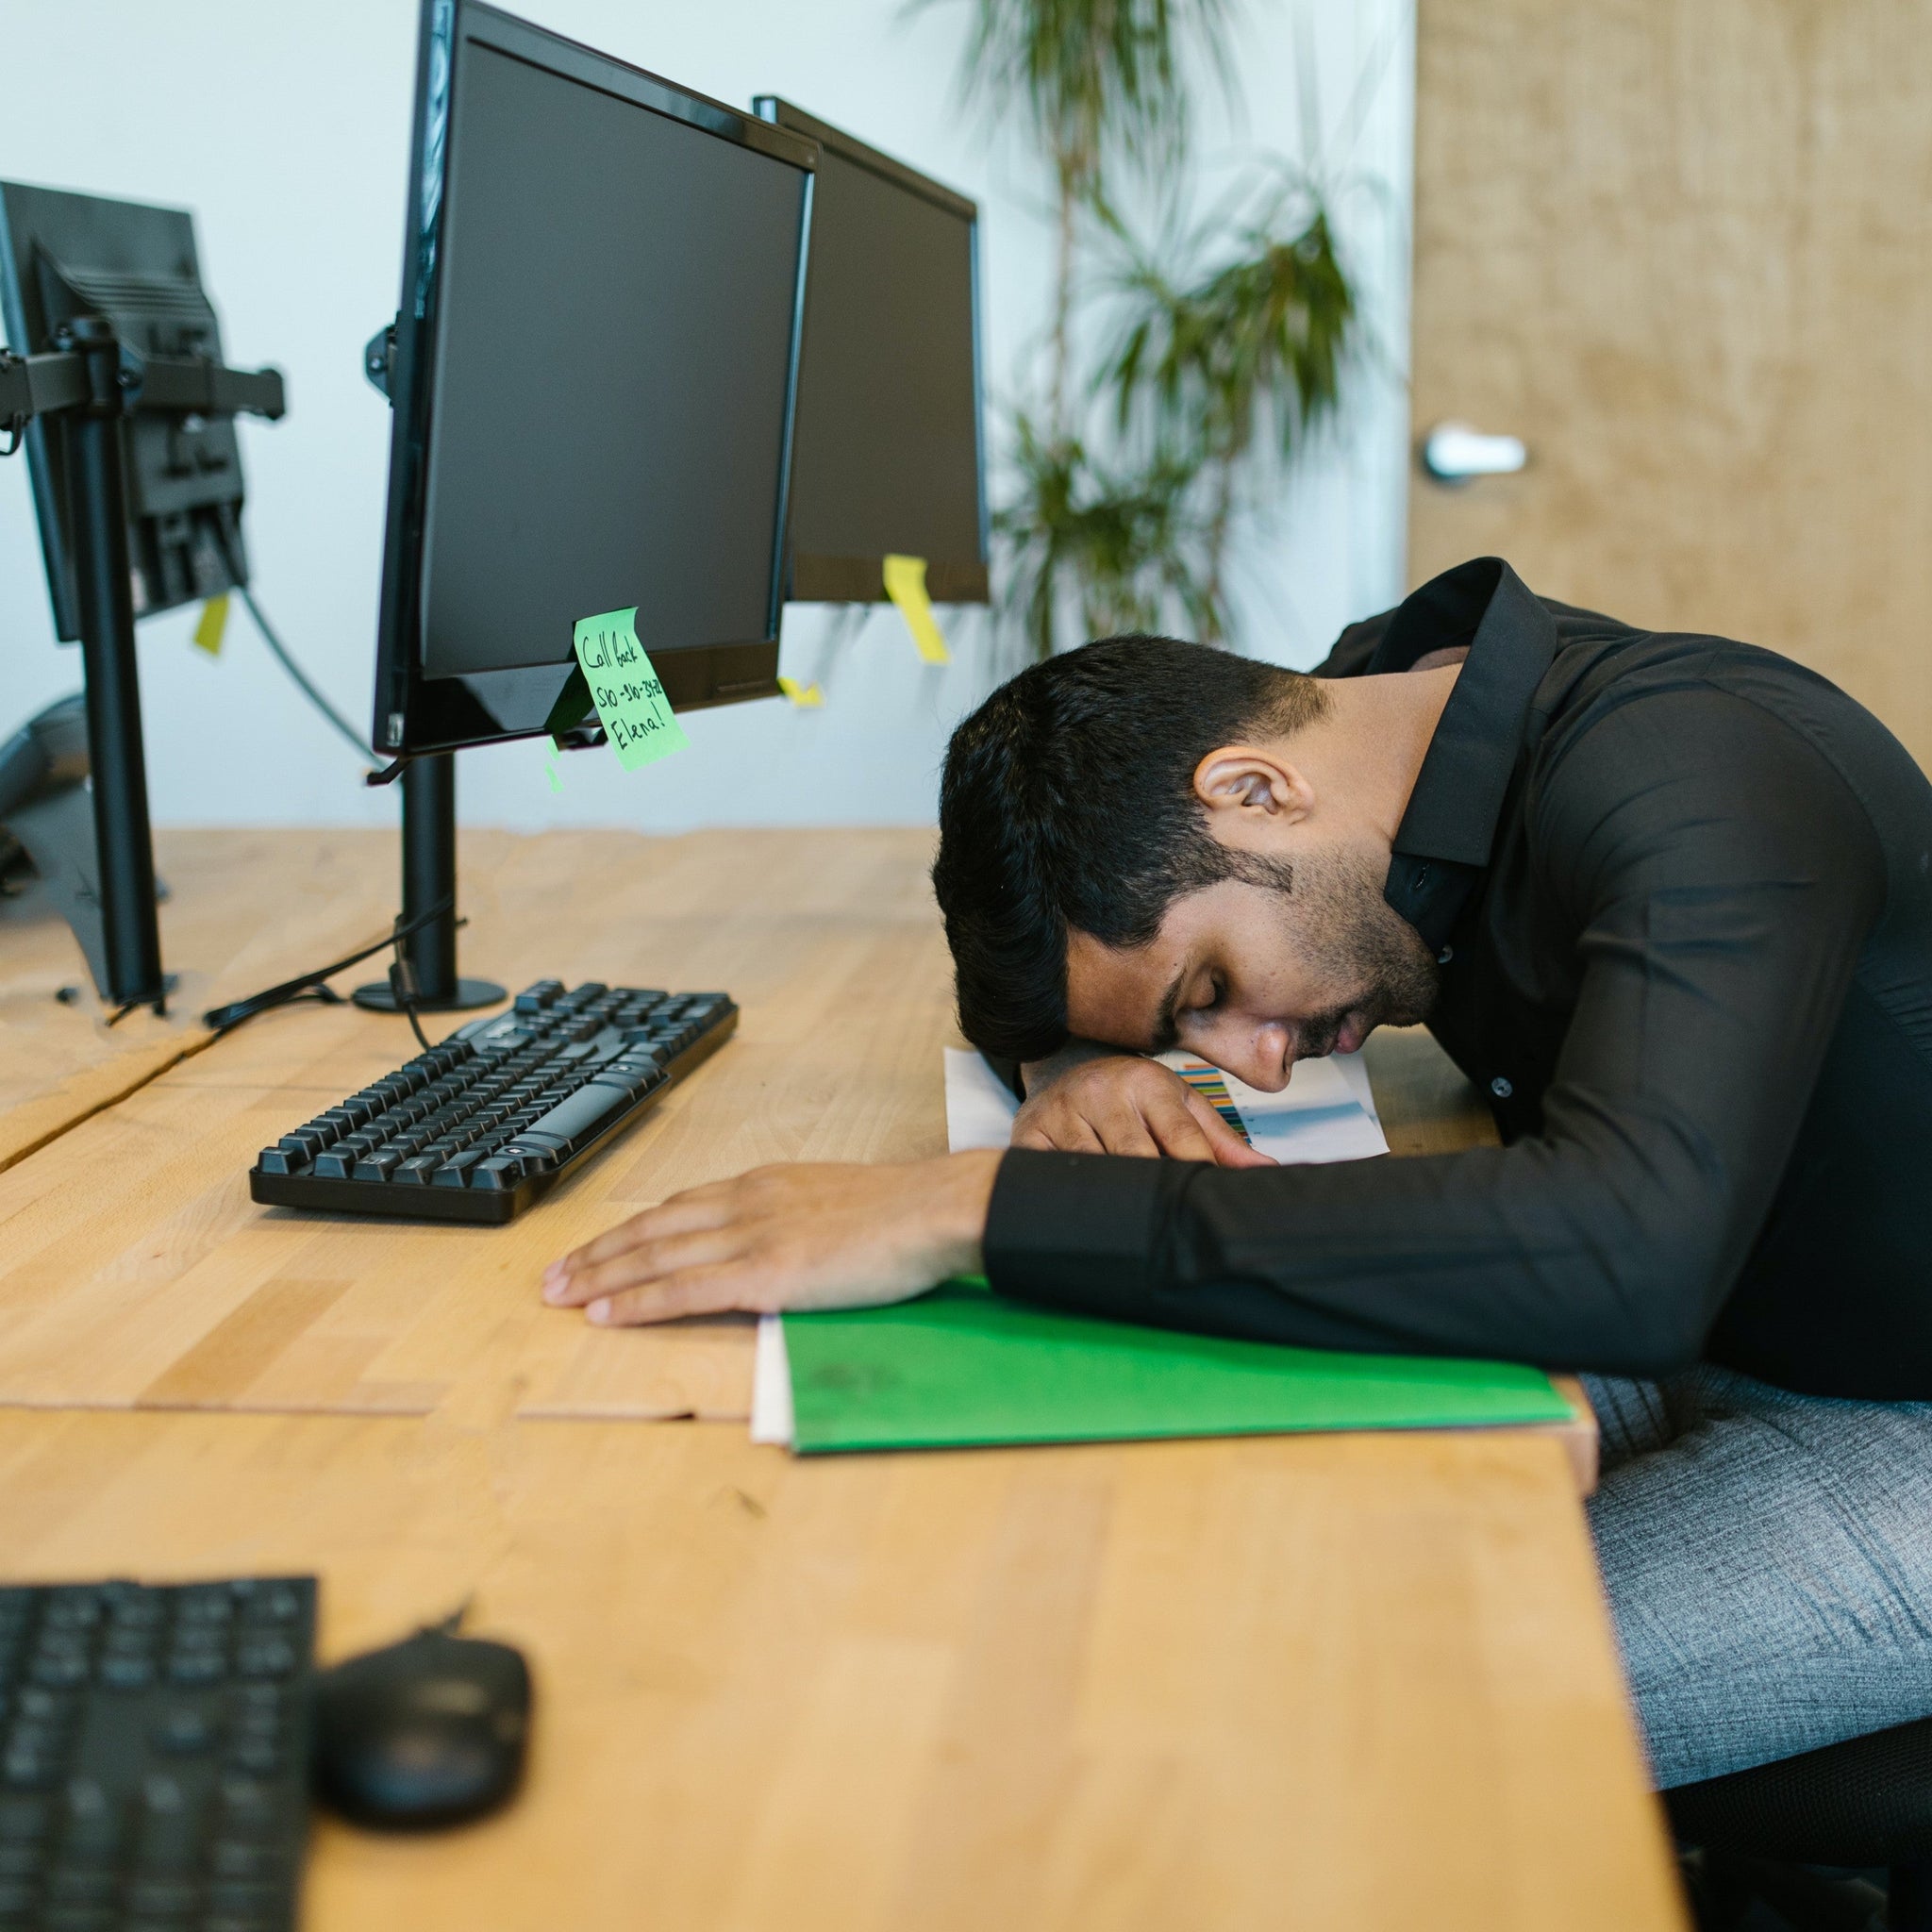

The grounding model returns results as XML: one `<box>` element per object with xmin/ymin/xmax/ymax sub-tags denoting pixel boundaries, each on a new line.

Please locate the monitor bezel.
<box><xmin>751</xmin><ymin>96</ymin><xmax>991</xmax><ymax>607</ymax></box>
<box><xmin>371</xmin><ymin>0</ymin><xmax>820</xmax><ymax>758</ymax></box>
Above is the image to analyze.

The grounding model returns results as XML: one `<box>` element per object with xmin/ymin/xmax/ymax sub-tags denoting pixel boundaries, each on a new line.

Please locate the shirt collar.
<box><xmin>1374</xmin><ymin>558</ymin><xmax>1557</xmax><ymax>943</ymax></box>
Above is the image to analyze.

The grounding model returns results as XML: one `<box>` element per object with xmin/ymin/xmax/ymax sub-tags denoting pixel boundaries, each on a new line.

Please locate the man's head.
<box><xmin>932</xmin><ymin>635</ymin><xmax>1440</xmax><ymax>1090</ymax></box>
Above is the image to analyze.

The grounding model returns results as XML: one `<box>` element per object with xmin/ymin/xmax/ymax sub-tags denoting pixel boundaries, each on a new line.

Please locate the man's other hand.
<box><xmin>541</xmin><ymin>1149</ymin><xmax>1003</xmax><ymax>1325</ymax></box>
<box><xmin>1011</xmin><ymin>1056</ymin><xmax>1277</xmax><ymax>1166</ymax></box>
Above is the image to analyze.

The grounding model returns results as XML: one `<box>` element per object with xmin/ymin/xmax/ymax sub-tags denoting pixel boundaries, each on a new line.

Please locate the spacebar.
<box><xmin>516</xmin><ymin>1080</ymin><xmax>638</xmax><ymax>1156</ymax></box>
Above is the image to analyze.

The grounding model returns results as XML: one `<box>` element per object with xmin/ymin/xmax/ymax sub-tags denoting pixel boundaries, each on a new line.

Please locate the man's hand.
<box><xmin>1011</xmin><ymin>1056</ymin><xmax>1276</xmax><ymax>1166</ymax></box>
<box><xmin>541</xmin><ymin>1149</ymin><xmax>1003</xmax><ymax>1325</ymax></box>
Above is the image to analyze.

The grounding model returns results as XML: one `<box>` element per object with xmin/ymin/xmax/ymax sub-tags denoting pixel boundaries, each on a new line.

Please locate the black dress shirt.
<box><xmin>982</xmin><ymin>558</ymin><xmax>1932</xmax><ymax>1399</ymax></box>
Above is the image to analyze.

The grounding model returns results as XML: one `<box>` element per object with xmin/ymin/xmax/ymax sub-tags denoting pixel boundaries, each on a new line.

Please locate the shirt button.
<box><xmin>1490</xmin><ymin>1075</ymin><xmax>1514</xmax><ymax>1099</ymax></box>
<box><xmin>1437</xmin><ymin>945</ymin><xmax>1455</xmax><ymax>965</ymax></box>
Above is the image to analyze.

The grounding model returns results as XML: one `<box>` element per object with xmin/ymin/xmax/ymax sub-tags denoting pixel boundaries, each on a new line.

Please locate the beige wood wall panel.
<box><xmin>0</xmin><ymin>828</ymin><xmax>433</xmax><ymax>1168</ymax></box>
<box><xmin>1409</xmin><ymin>0</ymin><xmax>1932</xmax><ymax>767</ymax></box>
<box><xmin>0</xmin><ymin>829</ymin><xmax>952</xmax><ymax>1419</ymax></box>
<box><xmin>0</xmin><ymin>1408</ymin><xmax>1684</xmax><ymax>1930</ymax></box>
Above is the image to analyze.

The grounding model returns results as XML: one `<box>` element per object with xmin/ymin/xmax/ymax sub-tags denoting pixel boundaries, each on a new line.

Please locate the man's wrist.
<box><xmin>926</xmin><ymin>1148</ymin><xmax>1003</xmax><ymax>1276</ymax></box>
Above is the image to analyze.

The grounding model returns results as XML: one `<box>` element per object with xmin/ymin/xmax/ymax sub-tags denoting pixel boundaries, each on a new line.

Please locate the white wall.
<box><xmin>0</xmin><ymin>0</ymin><xmax>1412</xmax><ymax>832</ymax></box>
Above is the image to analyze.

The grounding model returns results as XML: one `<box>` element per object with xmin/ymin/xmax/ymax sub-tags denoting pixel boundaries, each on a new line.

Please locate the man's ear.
<box><xmin>1191</xmin><ymin>744</ymin><xmax>1316</xmax><ymax>830</ymax></box>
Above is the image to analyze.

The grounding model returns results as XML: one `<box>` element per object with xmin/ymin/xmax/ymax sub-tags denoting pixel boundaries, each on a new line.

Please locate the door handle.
<box><xmin>1421</xmin><ymin>422</ymin><xmax>1527</xmax><ymax>484</ymax></box>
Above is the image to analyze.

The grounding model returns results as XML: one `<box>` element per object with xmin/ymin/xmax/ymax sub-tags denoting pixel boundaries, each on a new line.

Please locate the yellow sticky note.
<box><xmin>883</xmin><ymin>554</ymin><xmax>950</xmax><ymax>664</ymax></box>
<box><xmin>192</xmin><ymin>593</ymin><xmax>229</xmax><ymax>657</ymax></box>
<box><xmin>776</xmin><ymin>675</ymin><xmax>824</xmax><ymax>708</ymax></box>
<box><xmin>572</xmin><ymin>607</ymin><xmax>691</xmax><ymax>771</ymax></box>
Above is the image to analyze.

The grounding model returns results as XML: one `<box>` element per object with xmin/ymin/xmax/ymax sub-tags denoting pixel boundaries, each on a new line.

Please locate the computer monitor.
<box><xmin>358</xmin><ymin>0</ymin><xmax>816</xmax><ymax>1012</ymax></box>
<box><xmin>370</xmin><ymin>1</ymin><xmax>818</xmax><ymax>759</ymax></box>
<box><xmin>0</xmin><ymin>184</ymin><xmax>254</xmax><ymax>641</ymax></box>
<box><xmin>752</xmin><ymin>98</ymin><xmax>987</xmax><ymax>606</ymax></box>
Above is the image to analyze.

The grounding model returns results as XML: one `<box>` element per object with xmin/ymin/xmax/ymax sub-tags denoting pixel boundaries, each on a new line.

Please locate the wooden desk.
<box><xmin>0</xmin><ymin>826</ymin><xmax>1685</xmax><ymax>1927</ymax></box>
<box><xmin>0</xmin><ymin>829</ymin><xmax>945</xmax><ymax>1419</ymax></box>
<box><xmin>0</xmin><ymin>831</ymin><xmax>1595</xmax><ymax>1486</ymax></box>
<box><xmin>0</xmin><ymin>828</ymin><xmax>418</xmax><ymax>1174</ymax></box>
<box><xmin>0</xmin><ymin>1407</ymin><xmax>1681</xmax><ymax>1931</ymax></box>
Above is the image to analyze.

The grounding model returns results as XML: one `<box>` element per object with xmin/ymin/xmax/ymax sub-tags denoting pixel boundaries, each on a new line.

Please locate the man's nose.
<box><xmin>1204</xmin><ymin>1017</ymin><xmax>1291</xmax><ymax>1092</ymax></box>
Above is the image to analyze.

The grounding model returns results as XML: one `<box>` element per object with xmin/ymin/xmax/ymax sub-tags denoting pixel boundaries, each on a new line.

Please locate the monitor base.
<box><xmin>350</xmin><ymin>975</ymin><xmax>506</xmax><ymax>1014</ymax></box>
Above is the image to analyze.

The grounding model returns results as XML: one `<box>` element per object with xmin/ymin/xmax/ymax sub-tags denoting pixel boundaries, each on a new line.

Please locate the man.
<box><xmin>541</xmin><ymin>557</ymin><xmax>1932</xmax><ymax>1790</ymax></box>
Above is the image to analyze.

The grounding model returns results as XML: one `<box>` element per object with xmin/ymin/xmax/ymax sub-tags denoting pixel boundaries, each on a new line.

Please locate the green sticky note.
<box><xmin>572</xmin><ymin>607</ymin><xmax>690</xmax><ymax>770</ymax></box>
<box><xmin>783</xmin><ymin>1278</ymin><xmax>1571</xmax><ymax>1456</ymax></box>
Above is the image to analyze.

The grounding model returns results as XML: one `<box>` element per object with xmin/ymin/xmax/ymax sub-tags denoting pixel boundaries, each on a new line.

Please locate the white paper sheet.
<box><xmin>751</xmin><ymin>1315</ymin><xmax>793</xmax><ymax>1445</ymax></box>
<box><xmin>941</xmin><ymin>1047</ymin><xmax>1389</xmax><ymax>1164</ymax></box>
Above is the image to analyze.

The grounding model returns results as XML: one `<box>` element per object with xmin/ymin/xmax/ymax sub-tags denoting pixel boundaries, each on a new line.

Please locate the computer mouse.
<box><xmin>311</xmin><ymin>1625</ymin><xmax>531</xmax><ymax>1830</ymax></box>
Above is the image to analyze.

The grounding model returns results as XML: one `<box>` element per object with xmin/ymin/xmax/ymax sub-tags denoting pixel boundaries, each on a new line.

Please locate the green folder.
<box><xmin>783</xmin><ymin>1278</ymin><xmax>1571</xmax><ymax>1456</ymax></box>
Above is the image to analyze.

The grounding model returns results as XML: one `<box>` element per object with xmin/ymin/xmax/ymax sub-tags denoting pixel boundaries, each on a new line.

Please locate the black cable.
<box><xmin>235</xmin><ymin>585</ymin><xmax>382</xmax><ymax>770</ymax></box>
<box><xmin>384</xmin><ymin>929</ymin><xmax>433</xmax><ymax>1054</ymax></box>
<box><xmin>203</xmin><ymin>895</ymin><xmax>459</xmax><ymax>1035</ymax></box>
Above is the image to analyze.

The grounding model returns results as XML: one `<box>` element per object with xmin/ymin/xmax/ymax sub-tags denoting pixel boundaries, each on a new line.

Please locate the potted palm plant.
<box><xmin>947</xmin><ymin>0</ymin><xmax>1359</xmax><ymax>654</ymax></box>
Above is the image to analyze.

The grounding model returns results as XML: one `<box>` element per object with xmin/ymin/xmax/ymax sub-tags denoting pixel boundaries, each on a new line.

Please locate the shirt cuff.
<box><xmin>983</xmin><ymin>1148</ymin><xmax>1168</xmax><ymax>1307</ymax></box>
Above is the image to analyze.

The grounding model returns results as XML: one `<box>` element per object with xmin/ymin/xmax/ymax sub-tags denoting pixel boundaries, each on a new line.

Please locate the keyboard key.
<box><xmin>468</xmin><ymin>1158</ymin><xmax>527</xmax><ymax>1191</ymax></box>
<box><xmin>0</xmin><ymin>1799</ymin><xmax>47</xmax><ymax>1841</ymax></box>
<box><xmin>153</xmin><ymin>1708</ymin><xmax>214</xmax><ymax>1755</ymax></box>
<box><xmin>518</xmin><ymin>1080</ymin><xmax>635</xmax><ymax>1155</ymax></box>
<box><xmin>127</xmin><ymin>1874</ymin><xmax>199</xmax><ymax>1912</ymax></box>
<box><xmin>0</xmin><ymin>1755</ymin><xmax>53</xmax><ymax>1792</ymax></box>
<box><xmin>235</xmin><ymin>1640</ymin><xmax>294</xmax><ymax>1680</ymax></box>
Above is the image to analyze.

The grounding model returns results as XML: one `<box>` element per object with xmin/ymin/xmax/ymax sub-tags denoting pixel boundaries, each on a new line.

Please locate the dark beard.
<box><xmin>1286</xmin><ymin>846</ymin><xmax>1441</xmax><ymax>1046</ymax></box>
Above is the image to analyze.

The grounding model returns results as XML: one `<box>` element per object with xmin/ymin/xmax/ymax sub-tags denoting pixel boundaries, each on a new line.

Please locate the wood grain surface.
<box><xmin>1408</xmin><ymin>0</ymin><xmax>1932</xmax><ymax>768</ymax></box>
<box><xmin>0</xmin><ymin>1407</ymin><xmax>1684</xmax><ymax>1931</ymax></box>
<box><xmin>0</xmin><ymin>829</ymin><xmax>426</xmax><ymax>1173</ymax></box>
<box><xmin>0</xmin><ymin>828</ymin><xmax>949</xmax><ymax>1420</ymax></box>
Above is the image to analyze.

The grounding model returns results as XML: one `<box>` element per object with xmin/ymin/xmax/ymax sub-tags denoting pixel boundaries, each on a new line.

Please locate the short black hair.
<box><xmin>932</xmin><ymin>634</ymin><xmax>1331</xmax><ymax>1062</ymax></box>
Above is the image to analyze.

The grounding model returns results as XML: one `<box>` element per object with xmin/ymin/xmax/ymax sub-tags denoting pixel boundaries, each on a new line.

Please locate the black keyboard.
<box><xmin>250</xmin><ymin>981</ymin><xmax>737</xmax><ymax>1225</ymax></box>
<box><xmin>0</xmin><ymin>1575</ymin><xmax>314</xmax><ymax>1932</ymax></box>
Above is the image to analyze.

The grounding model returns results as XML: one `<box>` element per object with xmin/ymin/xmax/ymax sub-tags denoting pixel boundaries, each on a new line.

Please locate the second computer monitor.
<box><xmin>0</xmin><ymin>182</ymin><xmax>254</xmax><ymax>639</ymax></box>
<box><xmin>753</xmin><ymin>99</ymin><xmax>988</xmax><ymax>607</ymax></box>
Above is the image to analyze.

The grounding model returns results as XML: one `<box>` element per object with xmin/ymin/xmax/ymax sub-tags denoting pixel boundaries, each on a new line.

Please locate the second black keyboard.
<box><xmin>0</xmin><ymin>1575</ymin><xmax>315</xmax><ymax>1932</ymax></box>
<box><xmin>248</xmin><ymin>981</ymin><xmax>737</xmax><ymax>1224</ymax></box>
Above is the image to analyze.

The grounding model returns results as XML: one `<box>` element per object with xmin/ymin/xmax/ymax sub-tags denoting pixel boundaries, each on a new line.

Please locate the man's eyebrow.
<box><xmin>1149</xmin><ymin>965</ymin><xmax>1188</xmax><ymax>1054</ymax></box>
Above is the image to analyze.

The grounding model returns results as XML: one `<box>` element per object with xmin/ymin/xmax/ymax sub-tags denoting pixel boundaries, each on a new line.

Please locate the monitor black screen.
<box><xmin>0</xmin><ymin>182</ymin><xmax>252</xmax><ymax>641</ymax></box>
<box><xmin>754</xmin><ymin>99</ymin><xmax>986</xmax><ymax>605</ymax></box>
<box><xmin>373</xmin><ymin>2</ymin><xmax>816</xmax><ymax>756</ymax></box>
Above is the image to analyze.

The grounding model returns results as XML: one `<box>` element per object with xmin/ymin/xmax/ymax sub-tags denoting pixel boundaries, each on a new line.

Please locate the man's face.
<box><xmin>1063</xmin><ymin>847</ymin><xmax>1440</xmax><ymax>1091</ymax></box>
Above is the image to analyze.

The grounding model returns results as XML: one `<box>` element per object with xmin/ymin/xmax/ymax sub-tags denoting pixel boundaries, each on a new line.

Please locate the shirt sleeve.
<box><xmin>982</xmin><ymin>687</ymin><xmax>1887</xmax><ymax>1376</ymax></box>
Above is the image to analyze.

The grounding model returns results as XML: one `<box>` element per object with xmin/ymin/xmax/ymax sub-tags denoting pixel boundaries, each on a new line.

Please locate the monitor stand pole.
<box><xmin>69</xmin><ymin>317</ymin><xmax>167</xmax><ymax>1014</ymax></box>
<box><xmin>3</xmin><ymin>323</ymin><xmax>286</xmax><ymax>1014</ymax></box>
<box><xmin>351</xmin><ymin>752</ymin><xmax>505</xmax><ymax>1012</ymax></box>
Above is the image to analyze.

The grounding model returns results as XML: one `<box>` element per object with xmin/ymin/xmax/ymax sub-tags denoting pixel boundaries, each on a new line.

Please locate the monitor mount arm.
<box><xmin>0</xmin><ymin>324</ymin><xmax>285</xmax><ymax>1013</ymax></box>
<box><xmin>346</xmin><ymin>315</ymin><xmax>505</xmax><ymax>1017</ymax></box>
